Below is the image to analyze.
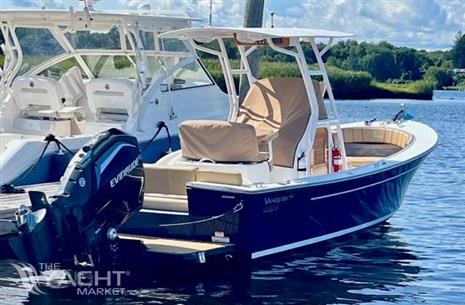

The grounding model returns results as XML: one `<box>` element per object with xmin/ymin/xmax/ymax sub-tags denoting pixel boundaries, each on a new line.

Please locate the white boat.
<box><xmin>0</xmin><ymin>9</ymin><xmax>228</xmax><ymax>187</ymax></box>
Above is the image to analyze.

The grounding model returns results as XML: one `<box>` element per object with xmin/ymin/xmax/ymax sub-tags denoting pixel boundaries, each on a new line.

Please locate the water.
<box><xmin>1</xmin><ymin>99</ymin><xmax>464</xmax><ymax>305</ymax></box>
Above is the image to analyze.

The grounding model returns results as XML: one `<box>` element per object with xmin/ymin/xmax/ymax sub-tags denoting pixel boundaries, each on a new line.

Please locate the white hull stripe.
<box><xmin>251</xmin><ymin>212</ymin><xmax>394</xmax><ymax>259</ymax></box>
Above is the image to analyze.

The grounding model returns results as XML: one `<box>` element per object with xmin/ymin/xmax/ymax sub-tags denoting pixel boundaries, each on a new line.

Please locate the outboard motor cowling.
<box><xmin>10</xmin><ymin>129</ymin><xmax>144</xmax><ymax>268</ymax></box>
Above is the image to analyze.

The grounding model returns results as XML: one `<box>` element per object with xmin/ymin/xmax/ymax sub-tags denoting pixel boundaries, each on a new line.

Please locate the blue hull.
<box><xmin>123</xmin><ymin>152</ymin><xmax>428</xmax><ymax>259</ymax></box>
<box><xmin>11</xmin><ymin>136</ymin><xmax>180</xmax><ymax>186</ymax></box>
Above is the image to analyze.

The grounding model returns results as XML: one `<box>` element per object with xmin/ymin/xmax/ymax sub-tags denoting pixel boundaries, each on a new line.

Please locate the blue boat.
<box><xmin>2</xmin><ymin>27</ymin><xmax>437</xmax><ymax>268</ymax></box>
<box><xmin>119</xmin><ymin>27</ymin><xmax>438</xmax><ymax>260</ymax></box>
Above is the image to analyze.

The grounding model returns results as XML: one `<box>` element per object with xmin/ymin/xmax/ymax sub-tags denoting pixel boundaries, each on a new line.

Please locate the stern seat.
<box><xmin>143</xmin><ymin>164</ymin><xmax>242</xmax><ymax>213</ymax></box>
<box><xmin>12</xmin><ymin>75</ymin><xmax>83</xmax><ymax>119</ymax></box>
<box><xmin>178</xmin><ymin>77</ymin><xmax>327</xmax><ymax>172</ymax></box>
<box><xmin>85</xmin><ymin>78</ymin><xmax>136</xmax><ymax>121</ymax></box>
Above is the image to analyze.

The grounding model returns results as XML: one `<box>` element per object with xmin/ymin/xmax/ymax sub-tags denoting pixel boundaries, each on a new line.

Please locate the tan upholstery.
<box><xmin>342</xmin><ymin>127</ymin><xmax>412</xmax><ymax>148</ymax></box>
<box><xmin>177</xmin><ymin>77</ymin><xmax>326</xmax><ymax>167</ymax></box>
<box><xmin>144</xmin><ymin>164</ymin><xmax>196</xmax><ymax>195</ymax></box>
<box><xmin>143</xmin><ymin>194</ymin><xmax>188</xmax><ymax>212</ymax></box>
<box><xmin>179</xmin><ymin>120</ymin><xmax>260</xmax><ymax>162</ymax></box>
<box><xmin>196</xmin><ymin>170</ymin><xmax>243</xmax><ymax>186</ymax></box>
<box><xmin>342</xmin><ymin>127</ymin><xmax>413</xmax><ymax>168</ymax></box>
<box><xmin>236</xmin><ymin>77</ymin><xmax>327</xmax><ymax>168</ymax></box>
<box><xmin>346</xmin><ymin>156</ymin><xmax>384</xmax><ymax>168</ymax></box>
<box><xmin>142</xmin><ymin>164</ymin><xmax>243</xmax><ymax>212</ymax></box>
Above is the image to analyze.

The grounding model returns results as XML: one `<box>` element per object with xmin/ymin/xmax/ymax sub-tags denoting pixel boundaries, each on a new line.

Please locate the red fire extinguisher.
<box><xmin>332</xmin><ymin>146</ymin><xmax>342</xmax><ymax>173</ymax></box>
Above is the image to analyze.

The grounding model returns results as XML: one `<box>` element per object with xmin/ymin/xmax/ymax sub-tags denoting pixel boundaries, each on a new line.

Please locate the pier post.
<box><xmin>239</xmin><ymin>0</ymin><xmax>265</xmax><ymax>103</ymax></box>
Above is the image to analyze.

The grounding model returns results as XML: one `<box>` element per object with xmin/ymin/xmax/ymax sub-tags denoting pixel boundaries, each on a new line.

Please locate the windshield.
<box><xmin>65</xmin><ymin>26</ymin><xmax>121</xmax><ymax>50</ymax></box>
<box><xmin>82</xmin><ymin>55</ymin><xmax>136</xmax><ymax>78</ymax></box>
<box><xmin>16</xmin><ymin>27</ymin><xmax>64</xmax><ymax>74</ymax></box>
<box><xmin>9</xmin><ymin>25</ymin><xmax>202</xmax><ymax>86</ymax></box>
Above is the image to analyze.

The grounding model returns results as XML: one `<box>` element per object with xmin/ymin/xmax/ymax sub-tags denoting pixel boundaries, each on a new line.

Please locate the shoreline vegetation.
<box><xmin>2</xmin><ymin>31</ymin><xmax>465</xmax><ymax>100</ymax></box>
<box><xmin>203</xmin><ymin>59</ymin><xmax>435</xmax><ymax>100</ymax></box>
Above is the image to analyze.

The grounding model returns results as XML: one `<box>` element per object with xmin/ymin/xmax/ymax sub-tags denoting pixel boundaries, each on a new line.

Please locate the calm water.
<box><xmin>1</xmin><ymin>99</ymin><xmax>464</xmax><ymax>305</ymax></box>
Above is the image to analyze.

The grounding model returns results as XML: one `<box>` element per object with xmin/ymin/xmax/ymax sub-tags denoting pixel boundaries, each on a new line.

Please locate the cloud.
<box><xmin>13</xmin><ymin>0</ymin><xmax>65</xmax><ymax>9</ymax></box>
<box><xmin>7</xmin><ymin>0</ymin><xmax>465</xmax><ymax>49</ymax></box>
<box><xmin>269</xmin><ymin>0</ymin><xmax>465</xmax><ymax>50</ymax></box>
<box><xmin>118</xmin><ymin>0</ymin><xmax>244</xmax><ymax>26</ymax></box>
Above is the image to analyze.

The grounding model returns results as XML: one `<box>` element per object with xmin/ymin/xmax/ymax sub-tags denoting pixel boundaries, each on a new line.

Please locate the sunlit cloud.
<box><xmin>6</xmin><ymin>0</ymin><xmax>465</xmax><ymax>50</ymax></box>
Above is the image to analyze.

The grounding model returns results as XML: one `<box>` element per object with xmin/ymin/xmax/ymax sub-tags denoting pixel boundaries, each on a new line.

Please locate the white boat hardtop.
<box><xmin>0</xmin><ymin>9</ymin><xmax>199</xmax><ymax>25</ymax></box>
<box><xmin>0</xmin><ymin>8</ymin><xmax>229</xmax><ymax>186</ymax></box>
<box><xmin>158</xmin><ymin>27</ymin><xmax>354</xmax><ymax>41</ymax></box>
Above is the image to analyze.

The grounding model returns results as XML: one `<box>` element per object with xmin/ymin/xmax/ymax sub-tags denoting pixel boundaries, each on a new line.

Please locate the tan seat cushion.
<box><xmin>144</xmin><ymin>164</ymin><xmax>196</xmax><ymax>195</ymax></box>
<box><xmin>346</xmin><ymin>156</ymin><xmax>384</xmax><ymax>168</ymax></box>
<box><xmin>143</xmin><ymin>194</ymin><xmax>188</xmax><ymax>212</ymax></box>
<box><xmin>236</xmin><ymin>78</ymin><xmax>326</xmax><ymax>168</ymax></box>
<box><xmin>179</xmin><ymin>120</ymin><xmax>260</xmax><ymax>162</ymax></box>
<box><xmin>196</xmin><ymin>170</ymin><xmax>243</xmax><ymax>186</ymax></box>
<box><xmin>343</xmin><ymin>127</ymin><xmax>412</xmax><ymax>148</ymax></box>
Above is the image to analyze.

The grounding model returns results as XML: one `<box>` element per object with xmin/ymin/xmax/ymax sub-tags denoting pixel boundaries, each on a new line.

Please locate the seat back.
<box><xmin>12</xmin><ymin>76</ymin><xmax>65</xmax><ymax>112</ymax></box>
<box><xmin>58</xmin><ymin>66</ymin><xmax>85</xmax><ymax>106</ymax></box>
<box><xmin>179</xmin><ymin>120</ymin><xmax>260</xmax><ymax>162</ymax></box>
<box><xmin>85</xmin><ymin>78</ymin><xmax>135</xmax><ymax>120</ymax></box>
<box><xmin>144</xmin><ymin>164</ymin><xmax>196</xmax><ymax>195</ymax></box>
<box><xmin>235</xmin><ymin>77</ymin><xmax>327</xmax><ymax>168</ymax></box>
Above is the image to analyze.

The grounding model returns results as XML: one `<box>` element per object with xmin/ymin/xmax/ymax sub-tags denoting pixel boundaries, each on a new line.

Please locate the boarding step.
<box><xmin>119</xmin><ymin>234</ymin><xmax>236</xmax><ymax>264</ymax></box>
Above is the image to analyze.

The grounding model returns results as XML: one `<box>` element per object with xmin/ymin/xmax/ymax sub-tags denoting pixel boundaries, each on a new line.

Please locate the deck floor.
<box><xmin>0</xmin><ymin>182</ymin><xmax>60</xmax><ymax>235</ymax></box>
<box><xmin>0</xmin><ymin>182</ymin><xmax>60</xmax><ymax>216</ymax></box>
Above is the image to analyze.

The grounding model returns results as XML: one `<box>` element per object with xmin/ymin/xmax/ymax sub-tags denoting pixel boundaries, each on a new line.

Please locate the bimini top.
<box><xmin>158</xmin><ymin>27</ymin><xmax>354</xmax><ymax>42</ymax></box>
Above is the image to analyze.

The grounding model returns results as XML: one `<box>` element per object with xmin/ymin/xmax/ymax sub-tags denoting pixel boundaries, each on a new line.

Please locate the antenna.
<box><xmin>270</xmin><ymin>11</ymin><xmax>275</xmax><ymax>28</ymax></box>
<box><xmin>209</xmin><ymin>0</ymin><xmax>213</xmax><ymax>26</ymax></box>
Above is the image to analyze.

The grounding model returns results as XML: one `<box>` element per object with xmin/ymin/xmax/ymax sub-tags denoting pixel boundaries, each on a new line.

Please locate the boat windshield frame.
<box><xmin>0</xmin><ymin>10</ymin><xmax>200</xmax><ymax>103</ymax></box>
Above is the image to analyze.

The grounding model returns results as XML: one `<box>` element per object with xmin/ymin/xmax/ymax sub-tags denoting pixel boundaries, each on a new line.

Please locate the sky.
<box><xmin>1</xmin><ymin>0</ymin><xmax>464</xmax><ymax>50</ymax></box>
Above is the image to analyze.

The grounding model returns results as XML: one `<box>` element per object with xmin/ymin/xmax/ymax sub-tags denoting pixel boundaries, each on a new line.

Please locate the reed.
<box><xmin>202</xmin><ymin>59</ymin><xmax>433</xmax><ymax>99</ymax></box>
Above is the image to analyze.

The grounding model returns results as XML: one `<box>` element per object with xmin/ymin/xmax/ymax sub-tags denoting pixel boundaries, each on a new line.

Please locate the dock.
<box><xmin>0</xmin><ymin>182</ymin><xmax>60</xmax><ymax>218</ymax></box>
<box><xmin>0</xmin><ymin>182</ymin><xmax>60</xmax><ymax>236</ymax></box>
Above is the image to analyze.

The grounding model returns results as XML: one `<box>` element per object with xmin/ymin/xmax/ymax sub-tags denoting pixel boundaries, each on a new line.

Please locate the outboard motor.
<box><xmin>9</xmin><ymin>129</ymin><xmax>144</xmax><ymax>268</ymax></box>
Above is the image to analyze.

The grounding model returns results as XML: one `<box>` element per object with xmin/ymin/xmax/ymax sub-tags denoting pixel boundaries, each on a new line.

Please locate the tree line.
<box><xmin>2</xmin><ymin>30</ymin><xmax>465</xmax><ymax>98</ymax></box>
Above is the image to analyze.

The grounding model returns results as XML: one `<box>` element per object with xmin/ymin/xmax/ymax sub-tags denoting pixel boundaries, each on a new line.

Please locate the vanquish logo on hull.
<box><xmin>110</xmin><ymin>159</ymin><xmax>139</xmax><ymax>188</ymax></box>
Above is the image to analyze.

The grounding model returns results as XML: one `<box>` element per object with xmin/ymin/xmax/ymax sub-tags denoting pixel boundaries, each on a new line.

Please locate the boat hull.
<box><xmin>123</xmin><ymin>150</ymin><xmax>430</xmax><ymax>259</ymax></box>
<box><xmin>0</xmin><ymin>135</ymin><xmax>180</xmax><ymax>186</ymax></box>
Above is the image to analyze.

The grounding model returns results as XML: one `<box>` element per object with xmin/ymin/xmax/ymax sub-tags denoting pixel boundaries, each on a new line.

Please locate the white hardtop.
<box><xmin>0</xmin><ymin>9</ymin><xmax>198</xmax><ymax>27</ymax></box>
<box><xmin>159</xmin><ymin>27</ymin><xmax>354</xmax><ymax>41</ymax></box>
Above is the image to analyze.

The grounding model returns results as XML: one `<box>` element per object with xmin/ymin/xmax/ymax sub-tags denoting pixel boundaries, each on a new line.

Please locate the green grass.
<box><xmin>202</xmin><ymin>58</ymin><xmax>433</xmax><ymax>99</ymax></box>
<box><xmin>0</xmin><ymin>55</ymin><xmax>4</xmax><ymax>67</ymax></box>
<box><xmin>372</xmin><ymin>80</ymin><xmax>434</xmax><ymax>99</ymax></box>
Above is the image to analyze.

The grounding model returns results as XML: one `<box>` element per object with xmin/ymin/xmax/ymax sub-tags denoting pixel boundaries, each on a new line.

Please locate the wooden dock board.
<box><xmin>0</xmin><ymin>182</ymin><xmax>60</xmax><ymax>217</ymax></box>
